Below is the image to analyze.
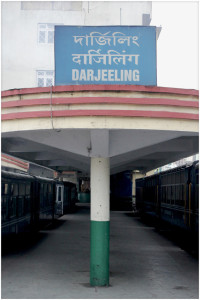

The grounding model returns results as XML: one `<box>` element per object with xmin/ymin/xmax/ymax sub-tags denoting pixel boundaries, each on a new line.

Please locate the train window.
<box><xmin>174</xmin><ymin>185</ymin><xmax>177</xmax><ymax>203</ymax></box>
<box><xmin>5</xmin><ymin>184</ymin><xmax>9</xmax><ymax>194</ymax></box>
<box><xmin>43</xmin><ymin>184</ymin><xmax>47</xmax><ymax>197</ymax></box>
<box><xmin>175</xmin><ymin>185</ymin><xmax>183</xmax><ymax>206</ymax></box>
<box><xmin>48</xmin><ymin>184</ymin><xmax>52</xmax><ymax>193</ymax></box>
<box><xmin>40</xmin><ymin>183</ymin><xmax>43</xmax><ymax>195</ymax></box>
<box><xmin>176</xmin><ymin>186</ymin><xmax>179</xmax><ymax>203</ymax></box>
<box><xmin>11</xmin><ymin>184</ymin><xmax>18</xmax><ymax>196</ymax></box>
<box><xmin>180</xmin><ymin>171</ymin><xmax>185</xmax><ymax>183</ymax></box>
<box><xmin>196</xmin><ymin>173</ymin><xmax>199</xmax><ymax>185</ymax></box>
<box><xmin>26</xmin><ymin>184</ymin><xmax>31</xmax><ymax>195</ymax></box>
<box><xmin>39</xmin><ymin>183</ymin><xmax>43</xmax><ymax>206</ymax></box>
<box><xmin>179</xmin><ymin>172</ymin><xmax>182</xmax><ymax>183</ymax></box>
<box><xmin>48</xmin><ymin>193</ymin><xmax>52</xmax><ymax>206</ymax></box>
<box><xmin>17</xmin><ymin>197</ymin><xmax>24</xmax><ymax>217</ymax></box>
<box><xmin>167</xmin><ymin>187</ymin><xmax>171</xmax><ymax>204</ymax></box>
<box><xmin>171</xmin><ymin>173</ymin><xmax>174</xmax><ymax>184</ymax></box>
<box><xmin>2</xmin><ymin>183</ymin><xmax>9</xmax><ymax>195</ymax></box>
<box><xmin>168</xmin><ymin>186</ymin><xmax>172</xmax><ymax>204</ymax></box>
<box><xmin>43</xmin><ymin>184</ymin><xmax>47</xmax><ymax>195</ymax></box>
<box><xmin>174</xmin><ymin>173</ymin><xmax>177</xmax><ymax>184</ymax></box>
<box><xmin>182</xmin><ymin>185</ymin><xmax>185</xmax><ymax>206</ymax></box>
<box><xmin>2</xmin><ymin>197</ymin><xmax>7</xmax><ymax>220</ymax></box>
<box><xmin>43</xmin><ymin>184</ymin><xmax>48</xmax><ymax>206</ymax></box>
<box><xmin>1</xmin><ymin>183</ymin><xmax>4</xmax><ymax>194</ymax></box>
<box><xmin>178</xmin><ymin>187</ymin><xmax>181</xmax><ymax>205</ymax></box>
<box><xmin>180</xmin><ymin>186</ymin><xmax>184</xmax><ymax>206</ymax></box>
<box><xmin>175</xmin><ymin>186</ymin><xmax>178</xmax><ymax>203</ymax></box>
<box><xmin>182</xmin><ymin>185</ymin><xmax>185</xmax><ymax>205</ymax></box>
<box><xmin>171</xmin><ymin>185</ymin><xmax>175</xmax><ymax>205</ymax></box>
<box><xmin>19</xmin><ymin>184</ymin><xmax>26</xmax><ymax>195</ymax></box>
<box><xmin>161</xmin><ymin>186</ymin><xmax>166</xmax><ymax>203</ymax></box>
<box><xmin>24</xmin><ymin>196</ymin><xmax>31</xmax><ymax>214</ymax></box>
<box><xmin>58</xmin><ymin>187</ymin><xmax>62</xmax><ymax>201</ymax></box>
<box><xmin>9</xmin><ymin>197</ymin><xmax>17</xmax><ymax>218</ymax></box>
<box><xmin>177</xmin><ymin>172</ymin><xmax>180</xmax><ymax>184</ymax></box>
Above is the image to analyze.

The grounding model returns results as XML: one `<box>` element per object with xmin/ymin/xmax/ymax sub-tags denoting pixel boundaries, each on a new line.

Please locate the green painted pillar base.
<box><xmin>90</xmin><ymin>220</ymin><xmax>110</xmax><ymax>286</ymax></box>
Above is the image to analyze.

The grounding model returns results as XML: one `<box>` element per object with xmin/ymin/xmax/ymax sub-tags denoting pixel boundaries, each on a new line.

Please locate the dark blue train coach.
<box><xmin>1</xmin><ymin>170</ymin><xmax>77</xmax><ymax>236</ymax></box>
<box><xmin>136</xmin><ymin>161</ymin><xmax>199</xmax><ymax>235</ymax></box>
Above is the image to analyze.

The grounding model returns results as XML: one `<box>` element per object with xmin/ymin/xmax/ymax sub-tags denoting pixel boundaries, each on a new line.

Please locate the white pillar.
<box><xmin>90</xmin><ymin>157</ymin><xmax>110</xmax><ymax>286</ymax></box>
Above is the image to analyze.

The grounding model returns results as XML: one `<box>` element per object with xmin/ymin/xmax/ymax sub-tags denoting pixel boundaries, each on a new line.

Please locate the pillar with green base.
<box><xmin>90</xmin><ymin>157</ymin><xmax>110</xmax><ymax>286</ymax></box>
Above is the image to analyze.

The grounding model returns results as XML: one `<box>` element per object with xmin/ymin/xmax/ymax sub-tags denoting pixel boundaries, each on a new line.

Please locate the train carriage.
<box><xmin>189</xmin><ymin>162</ymin><xmax>199</xmax><ymax>232</ymax></box>
<box><xmin>136</xmin><ymin>161</ymin><xmax>199</xmax><ymax>234</ymax></box>
<box><xmin>136</xmin><ymin>173</ymin><xmax>160</xmax><ymax>218</ymax></box>
<box><xmin>160</xmin><ymin>164</ymin><xmax>190</xmax><ymax>230</ymax></box>
<box><xmin>55</xmin><ymin>181</ymin><xmax>77</xmax><ymax>215</ymax></box>
<box><xmin>110</xmin><ymin>171</ymin><xmax>133</xmax><ymax>210</ymax></box>
<box><xmin>34</xmin><ymin>175</ymin><xmax>56</xmax><ymax>229</ymax></box>
<box><xmin>2</xmin><ymin>170</ymin><xmax>78</xmax><ymax>237</ymax></box>
<box><xmin>2</xmin><ymin>170</ymin><xmax>36</xmax><ymax>235</ymax></box>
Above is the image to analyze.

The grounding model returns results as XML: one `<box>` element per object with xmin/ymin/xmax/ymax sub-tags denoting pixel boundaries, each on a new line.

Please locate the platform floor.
<box><xmin>1</xmin><ymin>205</ymin><xmax>199</xmax><ymax>299</ymax></box>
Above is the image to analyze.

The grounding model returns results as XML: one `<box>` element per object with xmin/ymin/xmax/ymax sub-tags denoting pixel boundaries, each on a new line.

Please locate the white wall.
<box><xmin>1</xmin><ymin>1</ymin><xmax>152</xmax><ymax>91</ymax></box>
<box><xmin>83</xmin><ymin>1</ymin><xmax>152</xmax><ymax>25</ymax></box>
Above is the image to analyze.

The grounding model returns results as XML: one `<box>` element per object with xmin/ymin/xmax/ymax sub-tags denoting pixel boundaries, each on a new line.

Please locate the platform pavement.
<box><xmin>1</xmin><ymin>205</ymin><xmax>199</xmax><ymax>299</ymax></box>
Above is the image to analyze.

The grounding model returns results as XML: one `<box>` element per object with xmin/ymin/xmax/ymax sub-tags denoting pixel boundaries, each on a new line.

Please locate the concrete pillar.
<box><xmin>90</xmin><ymin>157</ymin><xmax>110</xmax><ymax>286</ymax></box>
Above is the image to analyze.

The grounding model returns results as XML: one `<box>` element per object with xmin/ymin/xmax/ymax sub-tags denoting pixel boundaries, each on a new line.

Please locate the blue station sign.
<box><xmin>55</xmin><ymin>26</ymin><xmax>157</xmax><ymax>86</ymax></box>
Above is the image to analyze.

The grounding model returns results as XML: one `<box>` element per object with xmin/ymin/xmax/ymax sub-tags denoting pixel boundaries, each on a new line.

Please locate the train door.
<box><xmin>56</xmin><ymin>184</ymin><xmax>64</xmax><ymax>215</ymax></box>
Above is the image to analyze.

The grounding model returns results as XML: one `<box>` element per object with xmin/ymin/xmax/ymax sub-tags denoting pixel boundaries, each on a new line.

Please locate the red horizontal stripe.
<box><xmin>1</xmin><ymin>97</ymin><xmax>199</xmax><ymax>108</ymax></box>
<box><xmin>1</xmin><ymin>85</ymin><xmax>199</xmax><ymax>97</ymax></box>
<box><xmin>2</xmin><ymin>111</ymin><xmax>52</xmax><ymax>120</ymax></box>
<box><xmin>2</xmin><ymin>98</ymin><xmax>50</xmax><ymax>108</ymax></box>
<box><xmin>2</xmin><ymin>110</ymin><xmax>199</xmax><ymax>120</ymax></box>
<box><xmin>2</xmin><ymin>158</ymin><xmax>29</xmax><ymax>169</ymax></box>
<box><xmin>2</xmin><ymin>154</ymin><xmax>29</xmax><ymax>167</ymax></box>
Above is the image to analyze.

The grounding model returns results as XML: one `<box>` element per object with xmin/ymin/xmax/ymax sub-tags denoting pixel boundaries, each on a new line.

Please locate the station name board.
<box><xmin>55</xmin><ymin>26</ymin><xmax>157</xmax><ymax>86</ymax></box>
